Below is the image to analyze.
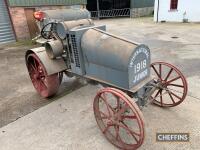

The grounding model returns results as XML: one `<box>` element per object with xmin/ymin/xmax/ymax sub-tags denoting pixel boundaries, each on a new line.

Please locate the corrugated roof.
<box><xmin>131</xmin><ymin>0</ymin><xmax>154</xmax><ymax>8</ymax></box>
<box><xmin>8</xmin><ymin>0</ymin><xmax>87</xmax><ymax>7</ymax></box>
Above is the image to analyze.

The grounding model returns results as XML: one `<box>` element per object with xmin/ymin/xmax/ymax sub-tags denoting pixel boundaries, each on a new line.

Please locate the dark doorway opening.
<box><xmin>87</xmin><ymin>0</ymin><xmax>131</xmax><ymax>18</ymax></box>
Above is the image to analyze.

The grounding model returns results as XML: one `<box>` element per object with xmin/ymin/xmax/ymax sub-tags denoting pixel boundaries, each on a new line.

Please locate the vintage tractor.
<box><xmin>25</xmin><ymin>9</ymin><xmax>188</xmax><ymax>150</ymax></box>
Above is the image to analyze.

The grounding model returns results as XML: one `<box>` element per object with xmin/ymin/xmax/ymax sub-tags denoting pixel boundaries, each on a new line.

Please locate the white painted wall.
<box><xmin>154</xmin><ymin>0</ymin><xmax>200</xmax><ymax>22</ymax></box>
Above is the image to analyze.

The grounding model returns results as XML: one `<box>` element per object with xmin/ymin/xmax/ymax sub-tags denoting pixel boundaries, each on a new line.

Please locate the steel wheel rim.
<box><xmin>151</xmin><ymin>62</ymin><xmax>188</xmax><ymax>107</ymax></box>
<box><xmin>93</xmin><ymin>88</ymin><xmax>145</xmax><ymax>150</ymax></box>
<box><xmin>26</xmin><ymin>53</ymin><xmax>60</xmax><ymax>98</ymax></box>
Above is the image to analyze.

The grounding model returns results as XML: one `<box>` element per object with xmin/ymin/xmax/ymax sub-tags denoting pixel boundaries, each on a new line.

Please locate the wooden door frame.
<box><xmin>24</xmin><ymin>8</ymin><xmax>39</xmax><ymax>38</ymax></box>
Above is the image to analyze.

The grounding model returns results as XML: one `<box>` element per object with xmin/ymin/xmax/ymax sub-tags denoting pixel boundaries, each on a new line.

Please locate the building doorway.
<box><xmin>87</xmin><ymin>0</ymin><xmax>131</xmax><ymax>18</ymax></box>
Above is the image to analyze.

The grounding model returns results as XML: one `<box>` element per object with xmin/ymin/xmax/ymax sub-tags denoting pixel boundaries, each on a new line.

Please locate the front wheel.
<box><xmin>26</xmin><ymin>53</ymin><xmax>61</xmax><ymax>98</ymax></box>
<box><xmin>93</xmin><ymin>87</ymin><xmax>145</xmax><ymax>150</ymax></box>
<box><xmin>150</xmin><ymin>62</ymin><xmax>188</xmax><ymax>107</ymax></box>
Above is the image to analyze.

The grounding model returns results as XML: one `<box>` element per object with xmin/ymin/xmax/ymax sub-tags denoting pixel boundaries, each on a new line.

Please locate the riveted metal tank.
<box><xmin>43</xmin><ymin>9</ymin><xmax>91</xmax><ymax>21</ymax></box>
<box><xmin>56</xmin><ymin>19</ymin><xmax>94</xmax><ymax>39</ymax></box>
<box><xmin>81</xmin><ymin>28</ymin><xmax>151</xmax><ymax>89</ymax></box>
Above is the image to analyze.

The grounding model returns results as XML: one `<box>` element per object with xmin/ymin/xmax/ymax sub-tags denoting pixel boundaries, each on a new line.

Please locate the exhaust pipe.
<box><xmin>45</xmin><ymin>40</ymin><xmax>63</xmax><ymax>59</ymax></box>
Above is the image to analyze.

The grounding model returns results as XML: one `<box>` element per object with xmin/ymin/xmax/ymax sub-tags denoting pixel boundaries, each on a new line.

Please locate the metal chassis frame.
<box><xmin>64</xmin><ymin>69</ymin><xmax>157</xmax><ymax>108</ymax></box>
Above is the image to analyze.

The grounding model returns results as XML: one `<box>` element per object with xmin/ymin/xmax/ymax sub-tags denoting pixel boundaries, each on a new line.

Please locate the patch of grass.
<box><xmin>0</xmin><ymin>39</ymin><xmax>39</xmax><ymax>49</ymax></box>
<box><xmin>14</xmin><ymin>39</ymin><xmax>36</xmax><ymax>46</ymax></box>
<box><xmin>0</xmin><ymin>39</ymin><xmax>39</xmax><ymax>50</ymax></box>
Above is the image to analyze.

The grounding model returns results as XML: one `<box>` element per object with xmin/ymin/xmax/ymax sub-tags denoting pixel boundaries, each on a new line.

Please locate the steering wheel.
<box><xmin>41</xmin><ymin>22</ymin><xmax>55</xmax><ymax>39</ymax></box>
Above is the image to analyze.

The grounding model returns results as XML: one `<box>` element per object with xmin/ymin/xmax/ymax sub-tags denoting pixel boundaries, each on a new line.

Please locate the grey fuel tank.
<box><xmin>56</xmin><ymin>19</ymin><xmax>94</xmax><ymax>39</ymax></box>
<box><xmin>43</xmin><ymin>9</ymin><xmax>91</xmax><ymax>21</ymax></box>
<box><xmin>81</xmin><ymin>28</ymin><xmax>151</xmax><ymax>89</ymax></box>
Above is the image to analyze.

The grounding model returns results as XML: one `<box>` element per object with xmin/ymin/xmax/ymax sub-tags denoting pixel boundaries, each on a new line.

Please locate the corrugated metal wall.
<box><xmin>0</xmin><ymin>0</ymin><xmax>15</xmax><ymax>44</ymax></box>
<box><xmin>8</xmin><ymin>0</ymin><xmax>87</xmax><ymax>6</ymax></box>
<box><xmin>131</xmin><ymin>0</ymin><xmax>155</xmax><ymax>8</ymax></box>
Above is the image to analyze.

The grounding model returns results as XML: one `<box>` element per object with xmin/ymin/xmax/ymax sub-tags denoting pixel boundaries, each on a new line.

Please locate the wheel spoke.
<box><xmin>114</xmin><ymin>125</ymin><xmax>124</xmax><ymax>143</ymax></box>
<box><xmin>166</xmin><ymin>76</ymin><xmax>181</xmax><ymax>84</ymax></box>
<box><xmin>160</xmin><ymin>90</ymin><xmax>163</xmax><ymax>106</ymax></box>
<box><xmin>168</xmin><ymin>91</ymin><xmax>176</xmax><ymax>104</ymax></box>
<box><xmin>99</xmin><ymin>111</ymin><xmax>110</xmax><ymax>120</ymax></box>
<box><xmin>39</xmin><ymin>80</ymin><xmax>47</xmax><ymax>91</ymax></box>
<box><xmin>170</xmin><ymin>91</ymin><xmax>182</xmax><ymax>100</ymax></box>
<box><xmin>122</xmin><ymin>115</ymin><xmax>137</xmax><ymax>120</ymax></box>
<box><xmin>100</xmin><ymin>94</ymin><xmax>114</xmax><ymax>116</ymax></box>
<box><xmin>29</xmin><ymin>71</ymin><xmax>35</xmax><ymax>80</ymax></box>
<box><xmin>114</xmin><ymin>96</ymin><xmax>120</xmax><ymax>110</ymax></box>
<box><xmin>164</xmin><ymin>68</ymin><xmax>173</xmax><ymax>81</ymax></box>
<box><xmin>167</xmin><ymin>83</ymin><xmax>184</xmax><ymax>88</ymax></box>
<box><xmin>37</xmin><ymin>80</ymin><xmax>42</xmax><ymax>91</ymax></box>
<box><xmin>120</xmin><ymin>122</ymin><xmax>139</xmax><ymax>143</ymax></box>
<box><xmin>115</xmin><ymin>125</ymin><xmax>120</xmax><ymax>139</ymax></box>
<box><xmin>100</xmin><ymin>94</ymin><xmax>110</xmax><ymax>115</ymax></box>
<box><xmin>152</xmin><ymin>65</ymin><xmax>161</xmax><ymax>79</ymax></box>
<box><xmin>40</xmin><ymin>80</ymin><xmax>46</xmax><ymax>91</ymax></box>
<box><xmin>159</xmin><ymin>64</ymin><xmax>162</xmax><ymax>79</ymax></box>
<box><xmin>151</xmin><ymin>89</ymin><xmax>161</xmax><ymax>101</ymax></box>
<box><xmin>29</xmin><ymin>63</ymin><xmax>37</xmax><ymax>71</ymax></box>
<box><xmin>121</xmin><ymin>121</ymin><xmax>140</xmax><ymax>136</ymax></box>
<box><xmin>31</xmin><ymin>76</ymin><xmax>36</xmax><ymax>82</ymax></box>
<box><xmin>103</xmin><ymin>123</ymin><xmax>113</xmax><ymax>134</ymax></box>
<box><xmin>33</xmin><ymin>80</ymin><xmax>39</xmax><ymax>88</ymax></box>
<box><xmin>33</xmin><ymin>58</ymin><xmax>38</xmax><ymax>70</ymax></box>
<box><xmin>110</xmin><ymin>93</ymin><xmax>120</xmax><ymax>112</ymax></box>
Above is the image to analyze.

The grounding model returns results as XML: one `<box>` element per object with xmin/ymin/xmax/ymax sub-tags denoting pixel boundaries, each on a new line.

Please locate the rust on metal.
<box><xmin>26</xmin><ymin>47</ymin><xmax>67</xmax><ymax>76</ymax></box>
<box><xmin>26</xmin><ymin>53</ymin><xmax>60</xmax><ymax>98</ymax></box>
<box><xmin>93</xmin><ymin>87</ymin><xmax>145</xmax><ymax>150</ymax></box>
<box><xmin>150</xmin><ymin>62</ymin><xmax>188</xmax><ymax>107</ymax></box>
<box><xmin>24</xmin><ymin>8</ymin><xmax>188</xmax><ymax>149</ymax></box>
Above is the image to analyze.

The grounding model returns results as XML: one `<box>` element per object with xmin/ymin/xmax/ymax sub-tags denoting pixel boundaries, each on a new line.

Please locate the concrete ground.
<box><xmin>0</xmin><ymin>17</ymin><xmax>200</xmax><ymax>150</ymax></box>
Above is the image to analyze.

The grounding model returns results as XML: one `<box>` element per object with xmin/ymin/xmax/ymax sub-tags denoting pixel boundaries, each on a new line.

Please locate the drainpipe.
<box><xmin>156</xmin><ymin>0</ymin><xmax>160</xmax><ymax>22</ymax></box>
<box><xmin>96</xmin><ymin>0</ymin><xmax>100</xmax><ymax>19</ymax></box>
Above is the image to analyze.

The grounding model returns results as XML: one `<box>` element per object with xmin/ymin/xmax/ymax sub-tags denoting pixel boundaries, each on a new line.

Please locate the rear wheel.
<box><xmin>26</xmin><ymin>53</ymin><xmax>61</xmax><ymax>98</ymax></box>
<box><xmin>93</xmin><ymin>88</ymin><xmax>145</xmax><ymax>150</ymax></box>
<box><xmin>150</xmin><ymin>62</ymin><xmax>188</xmax><ymax>107</ymax></box>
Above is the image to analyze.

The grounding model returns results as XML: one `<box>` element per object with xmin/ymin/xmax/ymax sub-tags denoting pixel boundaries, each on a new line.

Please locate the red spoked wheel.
<box><xmin>26</xmin><ymin>53</ymin><xmax>61</xmax><ymax>98</ymax></box>
<box><xmin>93</xmin><ymin>88</ymin><xmax>145</xmax><ymax>150</ymax></box>
<box><xmin>151</xmin><ymin>62</ymin><xmax>188</xmax><ymax>107</ymax></box>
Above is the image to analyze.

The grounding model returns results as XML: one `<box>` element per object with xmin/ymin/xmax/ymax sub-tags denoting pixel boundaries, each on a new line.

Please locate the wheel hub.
<box><xmin>111</xmin><ymin>112</ymin><xmax>123</xmax><ymax>124</ymax></box>
<box><xmin>156</xmin><ymin>79</ymin><xmax>168</xmax><ymax>89</ymax></box>
<box><xmin>161</xmin><ymin>80</ymin><xmax>168</xmax><ymax>87</ymax></box>
<box><xmin>33</xmin><ymin>73</ymin><xmax>39</xmax><ymax>80</ymax></box>
<box><xmin>33</xmin><ymin>71</ymin><xmax>44</xmax><ymax>81</ymax></box>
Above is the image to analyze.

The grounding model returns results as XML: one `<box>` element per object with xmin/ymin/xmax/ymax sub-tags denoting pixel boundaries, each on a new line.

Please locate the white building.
<box><xmin>154</xmin><ymin>0</ymin><xmax>200</xmax><ymax>22</ymax></box>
